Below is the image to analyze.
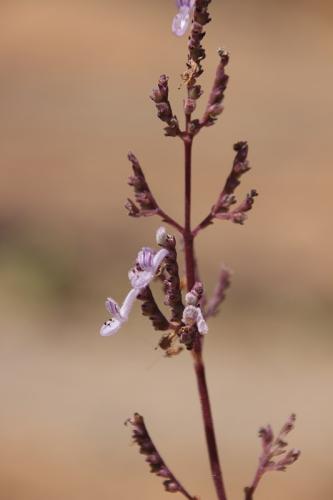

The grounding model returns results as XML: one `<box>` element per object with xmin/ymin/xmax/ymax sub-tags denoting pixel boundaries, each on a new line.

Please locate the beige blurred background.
<box><xmin>1</xmin><ymin>0</ymin><xmax>332</xmax><ymax>499</ymax></box>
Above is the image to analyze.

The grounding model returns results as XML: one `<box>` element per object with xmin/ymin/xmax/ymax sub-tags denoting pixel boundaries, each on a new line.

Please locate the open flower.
<box><xmin>100</xmin><ymin>288</ymin><xmax>139</xmax><ymax>336</ymax></box>
<box><xmin>128</xmin><ymin>246</ymin><xmax>168</xmax><ymax>290</ymax></box>
<box><xmin>100</xmin><ymin>229</ymin><xmax>169</xmax><ymax>337</ymax></box>
<box><xmin>172</xmin><ymin>0</ymin><xmax>195</xmax><ymax>37</ymax></box>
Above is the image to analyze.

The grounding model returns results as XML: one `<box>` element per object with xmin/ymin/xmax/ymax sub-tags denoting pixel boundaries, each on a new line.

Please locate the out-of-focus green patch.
<box><xmin>0</xmin><ymin>238</ymin><xmax>79</xmax><ymax>306</ymax></box>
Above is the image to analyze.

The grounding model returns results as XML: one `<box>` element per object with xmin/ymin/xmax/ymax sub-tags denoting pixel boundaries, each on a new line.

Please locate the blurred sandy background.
<box><xmin>0</xmin><ymin>0</ymin><xmax>332</xmax><ymax>499</ymax></box>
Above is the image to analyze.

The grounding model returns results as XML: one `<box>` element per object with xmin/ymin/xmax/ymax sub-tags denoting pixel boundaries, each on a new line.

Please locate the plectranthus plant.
<box><xmin>100</xmin><ymin>1</ymin><xmax>300</xmax><ymax>498</ymax></box>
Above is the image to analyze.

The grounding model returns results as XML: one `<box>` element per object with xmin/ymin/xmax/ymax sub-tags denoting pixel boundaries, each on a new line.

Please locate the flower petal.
<box><xmin>152</xmin><ymin>248</ymin><xmax>168</xmax><ymax>272</ymax></box>
<box><xmin>120</xmin><ymin>288</ymin><xmax>140</xmax><ymax>319</ymax></box>
<box><xmin>100</xmin><ymin>318</ymin><xmax>123</xmax><ymax>336</ymax></box>
<box><xmin>129</xmin><ymin>269</ymin><xmax>154</xmax><ymax>290</ymax></box>
<box><xmin>137</xmin><ymin>247</ymin><xmax>155</xmax><ymax>271</ymax></box>
<box><xmin>105</xmin><ymin>297</ymin><xmax>122</xmax><ymax>320</ymax></box>
<box><xmin>197</xmin><ymin>309</ymin><xmax>208</xmax><ymax>335</ymax></box>
<box><xmin>172</xmin><ymin>6</ymin><xmax>191</xmax><ymax>37</ymax></box>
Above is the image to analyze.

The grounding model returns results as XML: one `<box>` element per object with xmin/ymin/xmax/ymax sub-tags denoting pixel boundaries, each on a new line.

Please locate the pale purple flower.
<box><xmin>100</xmin><ymin>229</ymin><xmax>169</xmax><ymax>337</ymax></box>
<box><xmin>100</xmin><ymin>288</ymin><xmax>139</xmax><ymax>336</ymax></box>
<box><xmin>128</xmin><ymin>246</ymin><xmax>168</xmax><ymax>290</ymax></box>
<box><xmin>182</xmin><ymin>305</ymin><xmax>208</xmax><ymax>335</ymax></box>
<box><xmin>172</xmin><ymin>0</ymin><xmax>195</xmax><ymax>37</ymax></box>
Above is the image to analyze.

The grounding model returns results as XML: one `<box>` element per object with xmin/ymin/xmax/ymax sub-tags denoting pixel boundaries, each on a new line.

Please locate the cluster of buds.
<box><xmin>157</xmin><ymin>227</ymin><xmax>184</xmax><ymax>323</ymax></box>
<box><xmin>245</xmin><ymin>414</ymin><xmax>301</xmax><ymax>498</ymax></box>
<box><xmin>179</xmin><ymin>282</ymin><xmax>208</xmax><ymax>349</ymax></box>
<box><xmin>137</xmin><ymin>286</ymin><xmax>169</xmax><ymax>332</ymax></box>
<box><xmin>150</xmin><ymin>75</ymin><xmax>181</xmax><ymax>137</ymax></box>
<box><xmin>193</xmin><ymin>141</ymin><xmax>257</xmax><ymax>235</ymax></box>
<box><xmin>200</xmin><ymin>49</ymin><xmax>230</xmax><ymax>128</ymax></box>
<box><xmin>125</xmin><ymin>153</ymin><xmax>158</xmax><ymax>217</ymax></box>
<box><xmin>185</xmin><ymin>0</ymin><xmax>212</xmax><ymax>86</ymax></box>
<box><xmin>224</xmin><ymin>188</ymin><xmax>258</xmax><ymax>225</ymax></box>
<box><xmin>126</xmin><ymin>413</ymin><xmax>197</xmax><ymax>498</ymax></box>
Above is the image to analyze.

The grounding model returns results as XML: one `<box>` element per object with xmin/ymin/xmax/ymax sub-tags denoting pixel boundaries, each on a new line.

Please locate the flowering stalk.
<box><xmin>99</xmin><ymin>1</ymin><xmax>300</xmax><ymax>499</ymax></box>
<box><xmin>244</xmin><ymin>414</ymin><xmax>301</xmax><ymax>499</ymax></box>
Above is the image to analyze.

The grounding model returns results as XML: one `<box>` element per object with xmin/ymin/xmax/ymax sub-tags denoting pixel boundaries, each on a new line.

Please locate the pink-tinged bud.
<box><xmin>150</xmin><ymin>86</ymin><xmax>164</xmax><ymax>103</ymax></box>
<box><xmin>184</xmin><ymin>98</ymin><xmax>196</xmax><ymax>115</ymax></box>
<box><xmin>164</xmin><ymin>480</ymin><xmax>179</xmax><ymax>492</ymax></box>
<box><xmin>208</xmin><ymin>103</ymin><xmax>224</xmax><ymax>117</ymax></box>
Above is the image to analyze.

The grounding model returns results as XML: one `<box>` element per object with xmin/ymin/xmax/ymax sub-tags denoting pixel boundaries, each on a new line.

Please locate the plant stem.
<box><xmin>184</xmin><ymin>134</ymin><xmax>196</xmax><ymax>290</ymax></box>
<box><xmin>182</xmin><ymin>127</ymin><xmax>227</xmax><ymax>500</ymax></box>
<box><xmin>244</xmin><ymin>487</ymin><xmax>254</xmax><ymax>500</ymax></box>
<box><xmin>192</xmin><ymin>348</ymin><xmax>227</xmax><ymax>500</ymax></box>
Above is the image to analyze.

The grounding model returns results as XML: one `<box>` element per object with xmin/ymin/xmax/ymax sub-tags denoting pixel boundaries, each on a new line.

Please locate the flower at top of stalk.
<box><xmin>128</xmin><ymin>246</ymin><xmax>168</xmax><ymax>290</ymax></box>
<box><xmin>100</xmin><ymin>288</ymin><xmax>139</xmax><ymax>336</ymax></box>
<box><xmin>172</xmin><ymin>0</ymin><xmax>195</xmax><ymax>37</ymax></box>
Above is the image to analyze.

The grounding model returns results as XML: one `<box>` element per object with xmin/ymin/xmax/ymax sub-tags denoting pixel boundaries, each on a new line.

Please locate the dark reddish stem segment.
<box><xmin>244</xmin><ymin>487</ymin><xmax>254</xmax><ymax>500</ymax></box>
<box><xmin>192</xmin><ymin>348</ymin><xmax>228</xmax><ymax>500</ymax></box>
<box><xmin>182</xmin><ymin>124</ymin><xmax>227</xmax><ymax>500</ymax></box>
<box><xmin>184</xmin><ymin>133</ymin><xmax>196</xmax><ymax>291</ymax></box>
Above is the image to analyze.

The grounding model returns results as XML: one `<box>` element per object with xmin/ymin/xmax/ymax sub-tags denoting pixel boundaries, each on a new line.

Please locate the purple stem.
<box><xmin>156</xmin><ymin>207</ymin><xmax>184</xmax><ymax>234</ymax></box>
<box><xmin>244</xmin><ymin>487</ymin><xmax>255</xmax><ymax>500</ymax></box>
<box><xmin>182</xmin><ymin>117</ymin><xmax>227</xmax><ymax>500</ymax></box>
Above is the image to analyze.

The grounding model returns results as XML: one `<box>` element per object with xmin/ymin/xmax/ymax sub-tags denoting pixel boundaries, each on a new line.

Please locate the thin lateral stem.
<box><xmin>182</xmin><ymin>115</ymin><xmax>227</xmax><ymax>500</ymax></box>
<box><xmin>156</xmin><ymin>207</ymin><xmax>184</xmax><ymax>234</ymax></box>
<box><xmin>127</xmin><ymin>414</ymin><xmax>196</xmax><ymax>500</ymax></box>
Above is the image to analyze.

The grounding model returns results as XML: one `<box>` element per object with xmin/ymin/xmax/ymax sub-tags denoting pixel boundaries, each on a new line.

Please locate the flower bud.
<box><xmin>184</xmin><ymin>98</ymin><xmax>196</xmax><ymax>115</ymax></box>
<box><xmin>185</xmin><ymin>291</ymin><xmax>198</xmax><ymax>306</ymax></box>
<box><xmin>156</xmin><ymin>226</ymin><xmax>168</xmax><ymax>246</ymax></box>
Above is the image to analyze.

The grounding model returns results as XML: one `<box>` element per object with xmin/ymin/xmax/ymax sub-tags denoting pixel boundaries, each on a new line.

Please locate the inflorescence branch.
<box><xmin>126</xmin><ymin>413</ymin><xmax>198</xmax><ymax>500</ymax></box>
<box><xmin>204</xmin><ymin>266</ymin><xmax>231</xmax><ymax>318</ymax></box>
<box><xmin>193</xmin><ymin>141</ymin><xmax>258</xmax><ymax>236</ymax></box>
<box><xmin>126</xmin><ymin>152</ymin><xmax>183</xmax><ymax>233</ymax></box>
<box><xmin>244</xmin><ymin>414</ymin><xmax>301</xmax><ymax>499</ymax></box>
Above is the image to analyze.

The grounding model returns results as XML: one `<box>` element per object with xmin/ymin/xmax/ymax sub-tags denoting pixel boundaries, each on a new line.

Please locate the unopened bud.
<box><xmin>188</xmin><ymin>84</ymin><xmax>203</xmax><ymax>100</ymax></box>
<box><xmin>164</xmin><ymin>480</ymin><xmax>179</xmax><ymax>493</ymax></box>
<box><xmin>208</xmin><ymin>103</ymin><xmax>224</xmax><ymax>117</ymax></box>
<box><xmin>150</xmin><ymin>86</ymin><xmax>163</xmax><ymax>103</ymax></box>
<box><xmin>156</xmin><ymin>226</ymin><xmax>168</xmax><ymax>246</ymax></box>
<box><xmin>184</xmin><ymin>98</ymin><xmax>196</xmax><ymax>115</ymax></box>
<box><xmin>185</xmin><ymin>291</ymin><xmax>198</xmax><ymax>306</ymax></box>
